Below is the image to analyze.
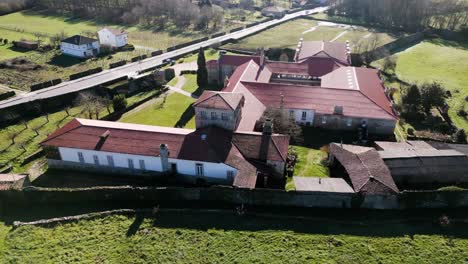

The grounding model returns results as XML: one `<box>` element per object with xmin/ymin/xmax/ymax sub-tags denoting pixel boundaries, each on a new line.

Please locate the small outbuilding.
<box><xmin>61</xmin><ymin>35</ymin><xmax>100</xmax><ymax>58</ymax></box>
<box><xmin>261</xmin><ymin>6</ymin><xmax>286</xmax><ymax>18</ymax></box>
<box><xmin>0</xmin><ymin>174</ymin><xmax>30</xmax><ymax>190</ymax></box>
<box><xmin>13</xmin><ymin>40</ymin><xmax>39</xmax><ymax>50</ymax></box>
<box><xmin>98</xmin><ymin>28</ymin><xmax>128</xmax><ymax>48</ymax></box>
<box><xmin>375</xmin><ymin>141</ymin><xmax>468</xmax><ymax>188</ymax></box>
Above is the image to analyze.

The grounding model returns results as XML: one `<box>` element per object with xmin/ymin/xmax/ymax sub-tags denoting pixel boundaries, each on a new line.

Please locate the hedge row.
<box><xmin>30</xmin><ymin>79</ymin><xmax>62</xmax><ymax>91</ymax></box>
<box><xmin>211</xmin><ymin>32</ymin><xmax>226</xmax><ymax>38</ymax></box>
<box><xmin>229</xmin><ymin>26</ymin><xmax>244</xmax><ymax>33</ymax></box>
<box><xmin>109</xmin><ymin>60</ymin><xmax>126</xmax><ymax>69</ymax></box>
<box><xmin>69</xmin><ymin>67</ymin><xmax>103</xmax><ymax>80</ymax></box>
<box><xmin>21</xmin><ymin>149</ymin><xmax>44</xmax><ymax>165</ymax></box>
<box><xmin>246</xmin><ymin>21</ymin><xmax>261</xmax><ymax>28</ymax></box>
<box><xmin>151</xmin><ymin>50</ymin><xmax>163</xmax><ymax>57</ymax></box>
<box><xmin>0</xmin><ymin>91</ymin><xmax>15</xmax><ymax>101</ymax></box>
<box><xmin>131</xmin><ymin>54</ymin><xmax>147</xmax><ymax>62</ymax></box>
<box><xmin>180</xmin><ymin>70</ymin><xmax>197</xmax><ymax>75</ymax></box>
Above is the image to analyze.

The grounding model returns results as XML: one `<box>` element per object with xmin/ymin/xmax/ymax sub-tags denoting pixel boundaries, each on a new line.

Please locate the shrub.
<box><xmin>453</xmin><ymin>129</ymin><xmax>467</xmax><ymax>144</ymax></box>
<box><xmin>112</xmin><ymin>94</ymin><xmax>127</xmax><ymax>112</ymax></box>
<box><xmin>457</xmin><ymin>108</ymin><xmax>467</xmax><ymax>118</ymax></box>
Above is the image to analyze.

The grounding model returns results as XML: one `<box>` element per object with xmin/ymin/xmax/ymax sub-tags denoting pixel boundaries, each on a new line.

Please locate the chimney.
<box><xmin>160</xmin><ymin>144</ymin><xmax>170</xmax><ymax>172</ymax></box>
<box><xmin>259</xmin><ymin>47</ymin><xmax>265</xmax><ymax>67</ymax></box>
<box><xmin>94</xmin><ymin>130</ymin><xmax>110</xmax><ymax>150</ymax></box>
<box><xmin>259</xmin><ymin>119</ymin><xmax>273</xmax><ymax>161</ymax></box>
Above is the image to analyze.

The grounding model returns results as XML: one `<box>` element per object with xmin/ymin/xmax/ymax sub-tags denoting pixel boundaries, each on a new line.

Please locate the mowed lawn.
<box><xmin>373</xmin><ymin>39</ymin><xmax>468</xmax><ymax>131</ymax></box>
<box><xmin>286</xmin><ymin>146</ymin><xmax>330</xmax><ymax>191</ymax></box>
<box><xmin>224</xmin><ymin>18</ymin><xmax>398</xmax><ymax>51</ymax></box>
<box><xmin>120</xmin><ymin>93</ymin><xmax>196</xmax><ymax>129</ymax></box>
<box><xmin>1</xmin><ymin>213</ymin><xmax>467</xmax><ymax>263</ymax></box>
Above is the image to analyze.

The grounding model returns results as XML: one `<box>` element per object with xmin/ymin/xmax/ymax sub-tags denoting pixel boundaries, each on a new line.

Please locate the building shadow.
<box><xmin>48</xmin><ymin>54</ymin><xmax>84</xmax><ymax>68</ymax></box>
<box><xmin>174</xmin><ymin>104</ymin><xmax>195</xmax><ymax>128</ymax></box>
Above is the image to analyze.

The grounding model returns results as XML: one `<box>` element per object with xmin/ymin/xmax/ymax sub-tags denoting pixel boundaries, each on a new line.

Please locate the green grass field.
<box><xmin>119</xmin><ymin>92</ymin><xmax>196</xmax><ymax>129</ymax></box>
<box><xmin>181</xmin><ymin>74</ymin><xmax>199</xmax><ymax>94</ymax></box>
<box><xmin>286</xmin><ymin>146</ymin><xmax>330</xmax><ymax>191</ymax></box>
<box><xmin>0</xmin><ymin>90</ymin><xmax>159</xmax><ymax>173</ymax></box>
<box><xmin>224</xmin><ymin>18</ymin><xmax>399</xmax><ymax>51</ymax></box>
<box><xmin>1</xmin><ymin>212</ymin><xmax>467</xmax><ymax>263</ymax></box>
<box><xmin>373</xmin><ymin>38</ymin><xmax>468</xmax><ymax>133</ymax></box>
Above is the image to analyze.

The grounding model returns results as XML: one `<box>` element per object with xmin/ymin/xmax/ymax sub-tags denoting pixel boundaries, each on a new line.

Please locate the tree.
<box><xmin>6</xmin><ymin>129</ymin><xmax>20</xmax><ymax>145</ymax></box>
<box><xmin>454</xmin><ymin>129</ymin><xmax>467</xmax><ymax>144</ymax></box>
<box><xmin>259</xmin><ymin>107</ymin><xmax>302</xmax><ymax>144</ymax></box>
<box><xmin>112</xmin><ymin>94</ymin><xmax>128</xmax><ymax>112</ymax></box>
<box><xmin>75</xmin><ymin>91</ymin><xmax>106</xmax><ymax>119</ymax></box>
<box><xmin>197</xmin><ymin>47</ymin><xmax>208</xmax><ymax>88</ymax></box>
<box><xmin>401</xmin><ymin>85</ymin><xmax>422</xmax><ymax>113</ymax></box>
<box><xmin>420</xmin><ymin>82</ymin><xmax>447</xmax><ymax>113</ymax></box>
<box><xmin>382</xmin><ymin>55</ymin><xmax>397</xmax><ymax>72</ymax></box>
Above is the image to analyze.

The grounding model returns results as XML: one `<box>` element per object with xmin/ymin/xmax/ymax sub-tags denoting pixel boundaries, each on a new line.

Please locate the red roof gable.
<box><xmin>330</xmin><ymin>143</ymin><xmax>399</xmax><ymax>195</ymax></box>
<box><xmin>42</xmin><ymin>119</ymin><xmax>290</xmax><ymax>189</ymax></box>
<box><xmin>194</xmin><ymin>91</ymin><xmax>244</xmax><ymax>111</ymax></box>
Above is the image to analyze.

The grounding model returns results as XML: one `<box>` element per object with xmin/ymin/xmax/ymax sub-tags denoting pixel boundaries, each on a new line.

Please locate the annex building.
<box><xmin>206</xmin><ymin>40</ymin><xmax>397</xmax><ymax>135</ymax></box>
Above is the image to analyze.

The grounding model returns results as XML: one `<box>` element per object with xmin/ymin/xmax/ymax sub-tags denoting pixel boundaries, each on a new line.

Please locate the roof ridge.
<box><xmin>357</xmin><ymin>85</ymin><xmax>397</xmax><ymax>119</ymax></box>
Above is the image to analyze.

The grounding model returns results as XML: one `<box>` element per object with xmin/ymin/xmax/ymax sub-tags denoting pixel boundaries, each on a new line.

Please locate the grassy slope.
<box><xmin>119</xmin><ymin>93</ymin><xmax>196</xmax><ymax>129</ymax></box>
<box><xmin>2</xmin><ymin>214</ymin><xmax>467</xmax><ymax>263</ymax></box>
<box><xmin>373</xmin><ymin>39</ymin><xmax>468</xmax><ymax>132</ymax></box>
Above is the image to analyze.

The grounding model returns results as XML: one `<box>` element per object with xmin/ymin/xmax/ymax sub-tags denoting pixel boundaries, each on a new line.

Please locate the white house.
<box><xmin>41</xmin><ymin>118</ymin><xmax>289</xmax><ymax>189</ymax></box>
<box><xmin>61</xmin><ymin>35</ymin><xmax>100</xmax><ymax>58</ymax></box>
<box><xmin>98</xmin><ymin>28</ymin><xmax>128</xmax><ymax>48</ymax></box>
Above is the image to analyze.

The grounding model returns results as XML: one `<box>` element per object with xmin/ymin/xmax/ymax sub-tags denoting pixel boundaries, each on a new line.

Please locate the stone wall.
<box><xmin>1</xmin><ymin>186</ymin><xmax>467</xmax><ymax>210</ymax></box>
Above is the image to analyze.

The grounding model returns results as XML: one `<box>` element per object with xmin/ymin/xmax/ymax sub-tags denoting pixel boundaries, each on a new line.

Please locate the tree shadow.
<box><xmin>126</xmin><ymin>214</ymin><xmax>145</xmax><ymax>237</ymax></box>
<box><xmin>148</xmin><ymin>209</ymin><xmax>468</xmax><ymax>238</ymax></box>
<box><xmin>174</xmin><ymin>104</ymin><xmax>195</xmax><ymax>128</ymax></box>
<box><xmin>48</xmin><ymin>54</ymin><xmax>84</xmax><ymax>68</ymax></box>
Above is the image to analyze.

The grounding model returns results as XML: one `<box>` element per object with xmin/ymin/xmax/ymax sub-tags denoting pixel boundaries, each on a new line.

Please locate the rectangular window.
<box><xmin>347</xmin><ymin>118</ymin><xmax>353</xmax><ymax>127</ymax></box>
<box><xmin>322</xmin><ymin>116</ymin><xmax>327</xmax><ymax>124</ymax></box>
<box><xmin>289</xmin><ymin>110</ymin><xmax>295</xmax><ymax>119</ymax></box>
<box><xmin>93</xmin><ymin>155</ymin><xmax>99</xmax><ymax>165</ymax></box>
<box><xmin>211</xmin><ymin>112</ymin><xmax>217</xmax><ymax>120</ymax></box>
<box><xmin>196</xmin><ymin>163</ymin><xmax>204</xmax><ymax>176</ymax></box>
<box><xmin>139</xmin><ymin>160</ymin><xmax>146</xmax><ymax>170</ymax></box>
<box><xmin>227</xmin><ymin>170</ymin><xmax>235</xmax><ymax>180</ymax></box>
<box><xmin>301</xmin><ymin>111</ymin><xmax>307</xmax><ymax>121</ymax></box>
<box><xmin>107</xmin><ymin>155</ymin><xmax>114</xmax><ymax>167</ymax></box>
<box><xmin>221</xmin><ymin>113</ymin><xmax>228</xmax><ymax>121</ymax></box>
<box><xmin>201</xmin><ymin>111</ymin><xmax>207</xmax><ymax>120</ymax></box>
<box><xmin>128</xmin><ymin>159</ymin><xmax>134</xmax><ymax>169</ymax></box>
<box><xmin>78</xmin><ymin>152</ymin><xmax>85</xmax><ymax>163</ymax></box>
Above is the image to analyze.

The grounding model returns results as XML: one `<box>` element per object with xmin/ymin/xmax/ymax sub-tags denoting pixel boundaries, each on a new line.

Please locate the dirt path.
<box><xmin>330</xmin><ymin>31</ymin><xmax>348</xmax><ymax>42</ymax></box>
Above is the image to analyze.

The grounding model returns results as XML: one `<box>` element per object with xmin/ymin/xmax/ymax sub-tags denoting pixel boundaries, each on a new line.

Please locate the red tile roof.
<box><xmin>267</xmin><ymin>57</ymin><xmax>343</xmax><ymax>77</ymax></box>
<box><xmin>330</xmin><ymin>143</ymin><xmax>399</xmax><ymax>195</ymax></box>
<box><xmin>296</xmin><ymin>41</ymin><xmax>349</xmax><ymax>65</ymax></box>
<box><xmin>42</xmin><ymin>119</ymin><xmax>290</xmax><ymax>189</ymax></box>
<box><xmin>240</xmin><ymin>81</ymin><xmax>396</xmax><ymax>120</ymax></box>
<box><xmin>219</xmin><ymin>54</ymin><xmax>260</xmax><ymax>67</ymax></box>
<box><xmin>194</xmin><ymin>91</ymin><xmax>244</xmax><ymax>111</ymax></box>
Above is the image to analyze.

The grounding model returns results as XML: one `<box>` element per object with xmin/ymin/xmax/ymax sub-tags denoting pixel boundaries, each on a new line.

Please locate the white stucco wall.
<box><xmin>98</xmin><ymin>29</ymin><xmax>128</xmax><ymax>48</ymax></box>
<box><xmin>58</xmin><ymin>147</ymin><xmax>237</xmax><ymax>180</ymax></box>
<box><xmin>286</xmin><ymin>108</ymin><xmax>315</xmax><ymax>125</ymax></box>
<box><xmin>60</xmin><ymin>41</ymin><xmax>100</xmax><ymax>58</ymax></box>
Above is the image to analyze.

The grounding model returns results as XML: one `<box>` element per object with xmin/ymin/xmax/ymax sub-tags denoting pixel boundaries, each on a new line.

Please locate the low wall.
<box><xmin>1</xmin><ymin>186</ymin><xmax>467</xmax><ymax>210</ymax></box>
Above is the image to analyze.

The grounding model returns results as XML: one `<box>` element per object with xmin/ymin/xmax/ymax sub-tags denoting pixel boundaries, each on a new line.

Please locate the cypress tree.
<box><xmin>197</xmin><ymin>47</ymin><xmax>208</xmax><ymax>88</ymax></box>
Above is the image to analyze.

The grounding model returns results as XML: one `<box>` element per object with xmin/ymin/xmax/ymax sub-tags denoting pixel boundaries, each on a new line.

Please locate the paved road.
<box><xmin>0</xmin><ymin>7</ymin><xmax>327</xmax><ymax>110</ymax></box>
